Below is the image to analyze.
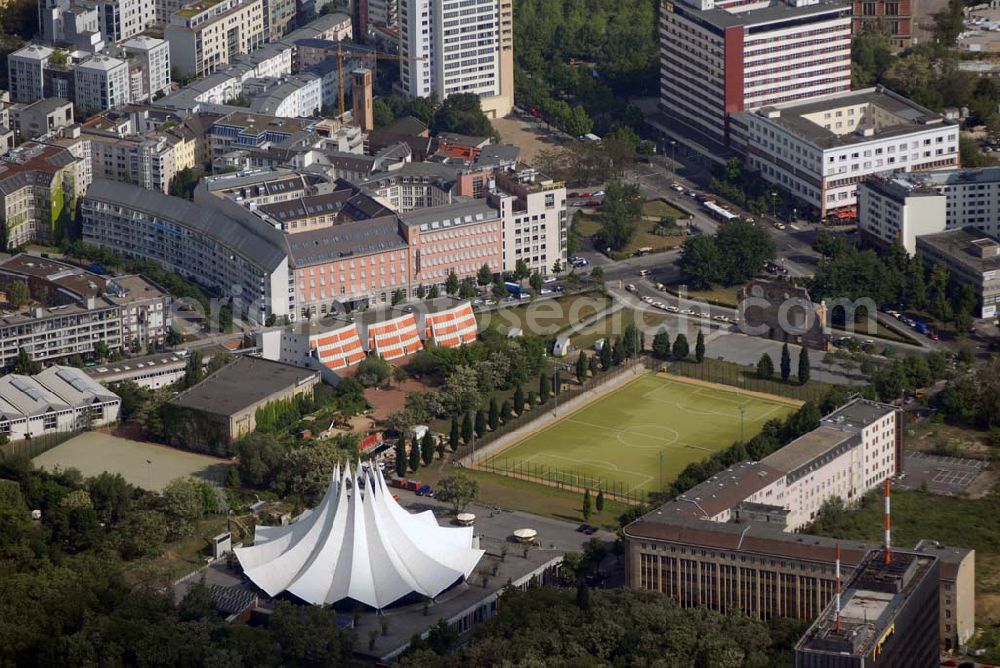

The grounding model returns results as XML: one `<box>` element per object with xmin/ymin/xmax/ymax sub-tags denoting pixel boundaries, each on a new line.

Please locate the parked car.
<box><xmin>586</xmin><ymin>200</ymin><xmax>601</xmax><ymax>207</ymax></box>
<box><xmin>638</xmin><ymin>269</ymin><xmax>650</xmax><ymax>277</ymax></box>
<box><xmin>540</xmin><ymin>288</ymin><xmax>553</xmax><ymax>295</ymax></box>
<box><xmin>415</xmin><ymin>484</ymin><xmax>434</xmax><ymax>497</ymax></box>
<box><xmin>592</xmin><ymin>190</ymin><xmax>605</xmax><ymax>197</ymax></box>
<box><xmin>687</xmin><ymin>190</ymin><xmax>698</xmax><ymax>198</ymax></box>
<box><xmin>671</xmin><ymin>183</ymin><xmax>685</xmax><ymax>192</ymax></box>
<box><xmin>568</xmin><ymin>192</ymin><xmax>580</xmax><ymax>198</ymax></box>
<box><xmin>666</xmin><ymin>305</ymin><xmax>680</xmax><ymax>313</ymax></box>
<box><xmin>543</xmin><ymin>275</ymin><xmax>557</xmax><ymax>284</ymax></box>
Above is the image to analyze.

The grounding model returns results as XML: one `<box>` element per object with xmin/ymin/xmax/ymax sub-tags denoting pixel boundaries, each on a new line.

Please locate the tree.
<box><xmin>695</xmin><ymin>331</ymin><xmax>705</xmax><ymax>363</ymax></box>
<box><xmin>474</xmin><ymin>409</ymin><xmax>486</xmax><ymax>437</ymax></box>
<box><xmin>416</xmin><ymin>283</ymin><xmax>426</xmax><ymax>299</ymax></box>
<box><xmin>715</xmin><ymin>219</ymin><xmax>776</xmax><ymax>286</ymax></box>
<box><xmin>11</xmin><ymin>348</ymin><xmax>40</xmax><ymax>375</ymax></box>
<box><xmin>445</xmin><ymin>271</ymin><xmax>459</xmax><ymax>295</ymax></box>
<box><xmin>207</xmin><ymin>351</ymin><xmax>233</xmax><ymax>375</ymax></box>
<box><xmin>672</xmin><ymin>333</ymin><xmax>689</xmax><ymax>360</ymax></box>
<box><xmin>488</xmin><ymin>396</ymin><xmax>499</xmax><ymax>430</ymax></box>
<box><xmin>237</xmin><ymin>433</ymin><xmax>285</xmax><ymax>487</ymax></box>
<box><xmin>182</xmin><ymin>351</ymin><xmax>204</xmax><ymax>388</ymax></box>
<box><xmin>392</xmin><ymin>289</ymin><xmax>406</xmax><ymax>306</ymax></box>
<box><xmin>421</xmin><ymin>431</ymin><xmax>434</xmax><ymax>465</ymax></box>
<box><xmin>598</xmin><ymin>180</ymin><xmax>643</xmax><ymax>251</ymax></box>
<box><xmin>395</xmin><ymin>438</ymin><xmax>407</xmax><ymax>477</ymax></box>
<box><xmin>427</xmin><ymin>284</ymin><xmax>440</xmax><ymax>299</ymax></box>
<box><xmin>611</xmin><ymin>337</ymin><xmax>624</xmax><ymax>366</ymax></box>
<box><xmin>780</xmin><ymin>343</ymin><xmax>791</xmax><ymax>382</ymax></box>
<box><xmin>757</xmin><ymin>352</ymin><xmax>775</xmax><ymax>379</ymax></box>
<box><xmin>582</xmin><ymin>488</ymin><xmax>592</xmax><ymax>520</ymax></box>
<box><xmin>588</xmin><ymin>355</ymin><xmax>599</xmax><ymax>377</ymax></box>
<box><xmin>408</xmin><ymin>435</ymin><xmax>421</xmax><ymax>471</ymax></box>
<box><xmin>500</xmin><ymin>399</ymin><xmax>512</xmax><ymax>421</ymax></box>
<box><xmin>798</xmin><ymin>347</ymin><xmax>811</xmax><ymax>385</ymax></box>
<box><xmin>576</xmin><ymin>352</ymin><xmax>588</xmax><ymax>383</ymax></box>
<box><xmin>492</xmin><ymin>277</ymin><xmax>507</xmax><ymax>299</ymax></box>
<box><xmin>436</xmin><ymin>472</ymin><xmax>479</xmax><ymax>514</ymax></box>
<box><xmin>552</xmin><ymin>259</ymin><xmax>563</xmax><ymax>274</ymax></box>
<box><xmin>513</xmin><ymin>383</ymin><xmax>525</xmax><ymax>414</ymax></box>
<box><xmin>449</xmin><ymin>416</ymin><xmax>460</xmax><ymax>451</ymax></box>
<box><xmin>357</xmin><ymin>355</ymin><xmax>392</xmax><ymax>388</ymax></box>
<box><xmin>599</xmin><ymin>339</ymin><xmax>613</xmax><ymax>370</ymax></box>
<box><xmin>595</xmin><ymin>489</ymin><xmax>605</xmax><ymax>513</ymax></box>
<box><xmin>5</xmin><ymin>280</ymin><xmax>29</xmax><ymax>307</ymax></box>
<box><xmin>539</xmin><ymin>371</ymin><xmax>551</xmax><ymax>399</ymax></box>
<box><xmin>652</xmin><ymin>328</ymin><xmax>671</xmax><ymax>359</ymax></box>
<box><xmin>529</xmin><ymin>271</ymin><xmax>543</xmax><ymax>293</ymax></box>
<box><xmin>590</xmin><ymin>266</ymin><xmax>604</xmax><ymax>282</ymax></box>
<box><xmin>458</xmin><ymin>278</ymin><xmax>477</xmax><ymax>299</ymax></box>
<box><xmin>514</xmin><ymin>259</ymin><xmax>530</xmax><ymax>283</ymax></box>
<box><xmin>477</xmin><ymin>263</ymin><xmax>493</xmax><ymax>286</ymax></box>
<box><xmin>622</xmin><ymin>323</ymin><xmax>639</xmax><ymax>359</ymax></box>
<box><xmin>462</xmin><ymin>411</ymin><xmax>474</xmax><ymax>444</ymax></box>
<box><xmin>678</xmin><ymin>236</ymin><xmax>721</xmax><ymax>289</ymax></box>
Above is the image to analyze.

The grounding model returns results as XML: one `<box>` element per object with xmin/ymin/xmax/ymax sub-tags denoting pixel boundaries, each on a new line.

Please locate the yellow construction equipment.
<box><xmin>332</xmin><ymin>42</ymin><xmax>425</xmax><ymax>116</ymax></box>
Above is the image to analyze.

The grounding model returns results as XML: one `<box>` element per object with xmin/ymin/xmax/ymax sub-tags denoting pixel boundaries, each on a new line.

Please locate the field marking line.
<box><xmin>654</xmin><ymin>372</ymin><xmax>805</xmax><ymax>408</ymax></box>
<box><xmin>540</xmin><ymin>453</ymin><xmax>655</xmax><ymax>487</ymax></box>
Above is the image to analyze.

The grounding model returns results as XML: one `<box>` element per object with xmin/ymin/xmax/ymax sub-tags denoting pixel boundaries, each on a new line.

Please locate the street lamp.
<box><xmin>670</xmin><ymin>140</ymin><xmax>676</xmax><ymax>176</ymax></box>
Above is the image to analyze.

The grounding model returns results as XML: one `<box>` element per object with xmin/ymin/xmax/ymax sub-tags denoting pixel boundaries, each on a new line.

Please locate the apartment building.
<box><xmin>360</xmin><ymin>162</ymin><xmax>461</xmax><ymax>211</ymax></box>
<box><xmin>735</xmin><ymin>87</ymin><xmax>959</xmax><ymax>217</ymax></box>
<box><xmin>84</xmin><ymin>125</ymin><xmax>196</xmax><ymax>193</ymax></box>
<box><xmin>490</xmin><ymin>166</ymin><xmax>567</xmax><ymax>274</ymax></box>
<box><xmin>165</xmin><ymin>0</ymin><xmax>267</xmax><ymax>79</ymax></box>
<box><xmin>624</xmin><ymin>398</ymin><xmax>977</xmax><ymax>652</ymax></box>
<box><xmin>0</xmin><ymin>254</ymin><xmax>170</xmax><ymax>366</ymax></box>
<box><xmin>81</xmin><ymin>179</ymin><xmax>291</xmax><ymax>323</ymax></box>
<box><xmin>399</xmin><ymin>0</ymin><xmax>514</xmax><ymax>118</ymax></box>
<box><xmin>246</xmin><ymin>73</ymin><xmax>322</xmax><ymax>117</ymax></box>
<box><xmin>74</xmin><ymin>55</ymin><xmax>131</xmax><ymax>114</ymax></box>
<box><xmin>0</xmin><ymin>143</ymin><xmax>85</xmax><ymax>246</ymax></box>
<box><xmin>39</xmin><ymin>0</ymin><xmax>104</xmax><ymax>52</ymax></box>
<box><xmin>11</xmin><ymin>98</ymin><xmax>75</xmax><ymax>141</ymax></box>
<box><xmin>0</xmin><ymin>367</ymin><xmax>120</xmax><ymax>441</ymax></box>
<box><xmin>119</xmin><ymin>36</ymin><xmax>171</xmax><ymax>102</ymax></box>
<box><xmin>659</xmin><ymin>0</ymin><xmax>852</xmax><ymax>146</ymax></box>
<box><xmin>96</xmin><ymin>0</ymin><xmax>157</xmax><ymax>43</ymax></box>
<box><xmin>8</xmin><ymin>45</ymin><xmax>53</xmax><ymax>103</ymax></box>
<box><xmin>264</xmin><ymin>0</ymin><xmax>297</xmax><ymax>40</ymax></box>
<box><xmin>200</xmin><ymin>167</ymin><xmax>325</xmax><ymax>205</ymax></box>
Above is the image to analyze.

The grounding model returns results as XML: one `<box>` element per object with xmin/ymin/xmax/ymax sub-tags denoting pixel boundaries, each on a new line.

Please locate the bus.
<box><xmin>701</xmin><ymin>200</ymin><xmax>738</xmax><ymax>221</ymax></box>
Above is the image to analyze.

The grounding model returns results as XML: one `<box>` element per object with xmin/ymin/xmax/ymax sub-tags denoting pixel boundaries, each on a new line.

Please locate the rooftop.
<box><xmin>282</xmin><ymin>214</ymin><xmax>405</xmax><ymax>265</ymax></box>
<box><xmin>916</xmin><ymin>226</ymin><xmax>1000</xmax><ymax>275</ymax></box>
<box><xmin>0</xmin><ymin>143</ymin><xmax>77</xmax><ymax>195</ymax></box>
<box><xmin>672</xmin><ymin>0</ymin><xmax>850</xmax><ymax>30</ymax></box>
<box><xmin>761</xmin><ymin>425</ymin><xmax>856</xmax><ymax>476</ymax></box>
<box><xmin>398</xmin><ymin>200</ymin><xmax>499</xmax><ymax>230</ymax></box>
<box><xmin>749</xmin><ymin>86</ymin><xmax>952</xmax><ymax>149</ymax></box>
<box><xmin>169</xmin><ymin>356</ymin><xmax>318</xmax><ymax>417</ymax></box>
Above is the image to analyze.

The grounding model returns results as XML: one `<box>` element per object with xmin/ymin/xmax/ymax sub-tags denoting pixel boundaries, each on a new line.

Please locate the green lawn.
<box><xmin>477</xmin><ymin>292</ymin><xmax>611</xmax><ymax>337</ymax></box>
<box><xmin>570</xmin><ymin>307</ymin><xmax>666</xmax><ymax>352</ymax></box>
<box><xmin>641</xmin><ymin>199</ymin><xmax>685</xmax><ymax>220</ymax></box>
<box><xmin>482</xmin><ymin>373</ymin><xmax>796</xmax><ymax>497</ymax></box>
<box><xmin>573</xmin><ymin>202</ymin><xmax>689</xmax><ymax>260</ymax></box>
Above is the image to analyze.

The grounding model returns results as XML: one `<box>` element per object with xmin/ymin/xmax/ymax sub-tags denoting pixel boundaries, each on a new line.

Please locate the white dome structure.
<box><xmin>234</xmin><ymin>464</ymin><xmax>484</xmax><ymax>610</ymax></box>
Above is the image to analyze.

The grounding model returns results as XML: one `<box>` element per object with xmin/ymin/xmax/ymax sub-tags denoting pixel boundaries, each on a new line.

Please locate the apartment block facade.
<box><xmin>399</xmin><ymin>0</ymin><xmax>513</xmax><ymax>118</ymax></box>
<box><xmin>0</xmin><ymin>143</ymin><xmax>86</xmax><ymax>247</ymax></box>
<box><xmin>165</xmin><ymin>0</ymin><xmax>267</xmax><ymax>79</ymax></box>
<box><xmin>74</xmin><ymin>55</ymin><xmax>131</xmax><ymax>114</ymax></box>
<box><xmin>659</xmin><ymin>0</ymin><xmax>852</xmax><ymax>145</ymax></box>
<box><xmin>119</xmin><ymin>36</ymin><xmax>171</xmax><ymax>102</ymax></box>
<box><xmin>7</xmin><ymin>45</ymin><xmax>53</xmax><ymax>103</ymax></box>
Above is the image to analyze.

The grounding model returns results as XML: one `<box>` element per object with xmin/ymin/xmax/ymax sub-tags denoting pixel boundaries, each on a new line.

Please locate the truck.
<box><xmin>504</xmin><ymin>281</ymin><xmax>523</xmax><ymax>296</ymax></box>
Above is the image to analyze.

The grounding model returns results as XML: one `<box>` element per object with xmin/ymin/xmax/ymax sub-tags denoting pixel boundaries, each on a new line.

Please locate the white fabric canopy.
<box><xmin>235</xmin><ymin>464</ymin><xmax>484</xmax><ymax>609</ymax></box>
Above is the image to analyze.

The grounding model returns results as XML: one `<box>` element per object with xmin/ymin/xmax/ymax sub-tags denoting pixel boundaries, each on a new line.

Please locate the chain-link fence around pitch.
<box><xmin>667</xmin><ymin>358</ymin><xmax>832</xmax><ymax>403</ymax></box>
<box><xmin>478</xmin><ymin>455</ymin><xmax>645</xmax><ymax>506</ymax></box>
<box><xmin>1</xmin><ymin>429</ymin><xmax>83</xmax><ymax>460</ymax></box>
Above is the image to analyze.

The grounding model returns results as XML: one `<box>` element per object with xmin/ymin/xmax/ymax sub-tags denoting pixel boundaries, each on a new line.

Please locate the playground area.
<box><xmin>33</xmin><ymin>432</ymin><xmax>231</xmax><ymax>491</ymax></box>
<box><xmin>478</xmin><ymin>373</ymin><xmax>799</xmax><ymax>499</ymax></box>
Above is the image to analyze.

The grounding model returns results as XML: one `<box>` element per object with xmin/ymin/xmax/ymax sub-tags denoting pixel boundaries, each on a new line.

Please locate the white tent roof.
<box><xmin>235</xmin><ymin>464</ymin><xmax>484</xmax><ymax>609</ymax></box>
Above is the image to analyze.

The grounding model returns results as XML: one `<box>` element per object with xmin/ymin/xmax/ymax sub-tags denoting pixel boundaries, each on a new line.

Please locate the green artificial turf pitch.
<box><xmin>483</xmin><ymin>373</ymin><xmax>797</xmax><ymax>496</ymax></box>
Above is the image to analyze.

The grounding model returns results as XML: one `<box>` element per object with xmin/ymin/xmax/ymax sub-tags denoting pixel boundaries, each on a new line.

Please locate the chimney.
<box><xmin>884</xmin><ymin>478</ymin><xmax>892</xmax><ymax>565</ymax></box>
<box><xmin>835</xmin><ymin>543</ymin><xmax>842</xmax><ymax>633</ymax></box>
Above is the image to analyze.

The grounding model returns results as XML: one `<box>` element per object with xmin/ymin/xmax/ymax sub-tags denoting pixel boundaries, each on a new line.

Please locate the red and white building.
<box><xmin>659</xmin><ymin>0</ymin><xmax>852</xmax><ymax>146</ymax></box>
<box><xmin>360</xmin><ymin>311</ymin><xmax>424</xmax><ymax>361</ymax></box>
<box><xmin>421</xmin><ymin>300</ymin><xmax>478</xmax><ymax>348</ymax></box>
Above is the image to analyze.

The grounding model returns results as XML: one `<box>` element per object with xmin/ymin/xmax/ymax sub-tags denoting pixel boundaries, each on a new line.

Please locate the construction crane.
<box><xmin>332</xmin><ymin>42</ymin><xmax>425</xmax><ymax>116</ymax></box>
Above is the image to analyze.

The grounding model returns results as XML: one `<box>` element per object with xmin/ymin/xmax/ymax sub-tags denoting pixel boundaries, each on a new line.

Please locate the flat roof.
<box><xmin>672</xmin><ymin>0</ymin><xmax>849</xmax><ymax>30</ymax></box>
<box><xmin>170</xmin><ymin>356</ymin><xmax>318</xmax><ymax>417</ymax></box>
<box><xmin>761</xmin><ymin>425</ymin><xmax>855</xmax><ymax>474</ymax></box>
<box><xmin>916</xmin><ymin>227</ymin><xmax>1000</xmax><ymax>275</ymax></box>
<box><xmin>747</xmin><ymin>86</ymin><xmax>952</xmax><ymax>149</ymax></box>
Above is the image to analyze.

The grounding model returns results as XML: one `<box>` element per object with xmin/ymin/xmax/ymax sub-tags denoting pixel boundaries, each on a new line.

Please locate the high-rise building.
<box><xmin>352</xmin><ymin>67</ymin><xmax>374</xmax><ymax>132</ymax></box>
<box><xmin>7</xmin><ymin>45</ymin><xmax>53</xmax><ymax>103</ymax></box>
<box><xmin>119</xmin><ymin>36</ymin><xmax>171</xmax><ymax>102</ymax></box>
<box><xmin>399</xmin><ymin>0</ymin><xmax>513</xmax><ymax>118</ymax></box>
<box><xmin>95</xmin><ymin>0</ymin><xmax>157</xmax><ymax>43</ymax></box>
<box><xmin>852</xmin><ymin>0</ymin><xmax>912</xmax><ymax>50</ymax></box>
<box><xmin>794</xmin><ymin>549</ymin><xmax>940</xmax><ymax>667</ymax></box>
<box><xmin>658</xmin><ymin>0</ymin><xmax>852</xmax><ymax>146</ymax></box>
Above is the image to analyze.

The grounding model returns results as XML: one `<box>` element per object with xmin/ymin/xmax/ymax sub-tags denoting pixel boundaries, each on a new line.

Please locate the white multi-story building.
<box><xmin>735</xmin><ymin>87</ymin><xmax>959</xmax><ymax>217</ymax></box>
<box><xmin>246</xmin><ymin>73</ymin><xmax>322</xmax><ymax>118</ymax></box>
<box><xmin>367</xmin><ymin>0</ymin><xmax>397</xmax><ymax>29</ymax></box>
<box><xmin>164</xmin><ymin>0</ymin><xmax>266</xmax><ymax>79</ymax></box>
<box><xmin>490</xmin><ymin>166</ymin><xmax>567</xmax><ymax>275</ymax></box>
<box><xmin>96</xmin><ymin>0</ymin><xmax>157</xmax><ymax>43</ymax></box>
<box><xmin>658</xmin><ymin>0</ymin><xmax>852</xmax><ymax>146</ymax></box>
<box><xmin>859</xmin><ymin>167</ymin><xmax>1000</xmax><ymax>251</ymax></box>
<box><xmin>120</xmin><ymin>36</ymin><xmax>171</xmax><ymax>102</ymax></box>
<box><xmin>74</xmin><ymin>55</ymin><xmax>131</xmax><ymax>114</ymax></box>
<box><xmin>7</xmin><ymin>45</ymin><xmax>53</xmax><ymax>103</ymax></box>
<box><xmin>399</xmin><ymin>0</ymin><xmax>513</xmax><ymax>118</ymax></box>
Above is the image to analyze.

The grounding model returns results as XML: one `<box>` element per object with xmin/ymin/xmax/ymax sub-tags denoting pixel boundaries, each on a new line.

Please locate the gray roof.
<box><xmin>18</xmin><ymin>97</ymin><xmax>72</xmax><ymax>115</ymax></box>
<box><xmin>283</xmin><ymin>214</ymin><xmax>405</xmax><ymax>265</ymax></box>
<box><xmin>84</xmin><ymin>180</ymin><xmax>289</xmax><ymax>273</ymax></box>
<box><xmin>35</xmin><ymin>366</ymin><xmax>118</xmax><ymax>406</ymax></box>
<box><xmin>398</xmin><ymin>200</ymin><xmax>499</xmax><ymax>230</ymax></box>
<box><xmin>917</xmin><ymin>226</ymin><xmax>1000</xmax><ymax>274</ymax></box>
<box><xmin>475</xmin><ymin>144</ymin><xmax>520</xmax><ymax>168</ymax></box>
<box><xmin>747</xmin><ymin>87</ymin><xmax>952</xmax><ymax>150</ymax></box>
<box><xmin>170</xmin><ymin>356</ymin><xmax>318</xmax><ymax>417</ymax></box>
<box><xmin>0</xmin><ymin>374</ymin><xmax>69</xmax><ymax>417</ymax></box>
<box><xmin>672</xmin><ymin>0</ymin><xmax>849</xmax><ymax>31</ymax></box>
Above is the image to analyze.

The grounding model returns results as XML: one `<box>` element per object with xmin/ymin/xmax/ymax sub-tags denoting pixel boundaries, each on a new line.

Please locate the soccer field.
<box><xmin>482</xmin><ymin>373</ymin><xmax>799</xmax><ymax>497</ymax></box>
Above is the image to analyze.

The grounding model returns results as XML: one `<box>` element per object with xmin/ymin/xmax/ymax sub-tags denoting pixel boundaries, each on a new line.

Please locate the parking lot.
<box><xmin>898</xmin><ymin>451</ymin><xmax>989</xmax><ymax>496</ymax></box>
